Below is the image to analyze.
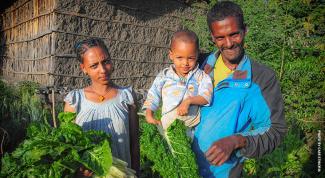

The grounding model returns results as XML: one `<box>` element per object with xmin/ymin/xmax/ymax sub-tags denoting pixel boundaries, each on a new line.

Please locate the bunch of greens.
<box><xmin>1</xmin><ymin>112</ymin><xmax>112</xmax><ymax>178</ymax></box>
<box><xmin>140</xmin><ymin>112</ymin><xmax>200</xmax><ymax>178</ymax></box>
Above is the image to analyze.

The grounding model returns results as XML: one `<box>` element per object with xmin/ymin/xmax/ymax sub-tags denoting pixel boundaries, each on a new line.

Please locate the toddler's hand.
<box><xmin>146</xmin><ymin>116</ymin><xmax>161</xmax><ymax>125</ymax></box>
<box><xmin>177</xmin><ymin>99</ymin><xmax>190</xmax><ymax>116</ymax></box>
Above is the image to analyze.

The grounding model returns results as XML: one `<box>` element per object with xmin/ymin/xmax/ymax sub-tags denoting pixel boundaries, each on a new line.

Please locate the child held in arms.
<box><xmin>143</xmin><ymin>29</ymin><xmax>213</xmax><ymax>131</ymax></box>
<box><xmin>64</xmin><ymin>38</ymin><xmax>139</xmax><ymax>176</ymax></box>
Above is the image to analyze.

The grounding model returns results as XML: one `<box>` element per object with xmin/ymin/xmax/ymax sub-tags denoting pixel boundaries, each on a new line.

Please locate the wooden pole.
<box><xmin>51</xmin><ymin>88</ymin><xmax>57</xmax><ymax>128</ymax></box>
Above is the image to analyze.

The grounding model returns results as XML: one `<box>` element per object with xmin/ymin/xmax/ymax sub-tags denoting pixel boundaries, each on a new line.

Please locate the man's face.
<box><xmin>210</xmin><ymin>16</ymin><xmax>246</xmax><ymax>64</ymax></box>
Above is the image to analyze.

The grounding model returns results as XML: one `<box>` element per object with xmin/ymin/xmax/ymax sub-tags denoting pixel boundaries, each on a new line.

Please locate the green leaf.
<box><xmin>73</xmin><ymin>140</ymin><xmax>112</xmax><ymax>176</ymax></box>
<box><xmin>58</xmin><ymin>112</ymin><xmax>76</xmax><ymax>123</ymax></box>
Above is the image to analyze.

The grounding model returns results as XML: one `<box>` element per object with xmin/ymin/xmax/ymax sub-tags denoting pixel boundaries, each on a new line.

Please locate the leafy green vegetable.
<box><xmin>0</xmin><ymin>112</ymin><xmax>112</xmax><ymax>178</ymax></box>
<box><xmin>165</xmin><ymin>120</ymin><xmax>200</xmax><ymax>177</ymax></box>
<box><xmin>95</xmin><ymin>157</ymin><xmax>137</xmax><ymax>178</ymax></box>
<box><xmin>72</xmin><ymin>140</ymin><xmax>112</xmax><ymax>176</ymax></box>
<box><xmin>140</xmin><ymin>118</ymin><xmax>178</xmax><ymax>177</ymax></box>
<box><xmin>140</xmin><ymin>113</ymin><xmax>200</xmax><ymax>178</ymax></box>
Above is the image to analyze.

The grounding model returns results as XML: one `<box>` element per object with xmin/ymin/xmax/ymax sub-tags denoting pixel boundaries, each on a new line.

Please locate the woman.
<box><xmin>64</xmin><ymin>38</ymin><xmax>139</xmax><ymax>176</ymax></box>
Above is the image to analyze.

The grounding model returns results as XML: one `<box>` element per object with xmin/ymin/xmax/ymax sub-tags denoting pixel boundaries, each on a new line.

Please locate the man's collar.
<box><xmin>213</xmin><ymin>53</ymin><xmax>252</xmax><ymax>90</ymax></box>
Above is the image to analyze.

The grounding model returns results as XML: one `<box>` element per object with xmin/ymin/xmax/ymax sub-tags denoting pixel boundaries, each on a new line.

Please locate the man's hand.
<box><xmin>177</xmin><ymin>99</ymin><xmax>191</xmax><ymax>116</ymax></box>
<box><xmin>205</xmin><ymin>135</ymin><xmax>246</xmax><ymax>166</ymax></box>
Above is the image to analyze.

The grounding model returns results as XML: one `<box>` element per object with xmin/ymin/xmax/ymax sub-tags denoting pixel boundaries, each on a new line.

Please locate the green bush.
<box><xmin>0</xmin><ymin>80</ymin><xmax>50</xmax><ymax>154</ymax></box>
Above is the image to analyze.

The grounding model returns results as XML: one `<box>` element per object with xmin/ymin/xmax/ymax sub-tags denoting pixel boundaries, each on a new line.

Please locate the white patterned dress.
<box><xmin>64</xmin><ymin>86</ymin><xmax>134</xmax><ymax>166</ymax></box>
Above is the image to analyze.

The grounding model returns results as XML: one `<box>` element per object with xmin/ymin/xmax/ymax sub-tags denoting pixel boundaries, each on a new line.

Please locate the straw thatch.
<box><xmin>0</xmin><ymin>0</ymin><xmax>194</xmax><ymax>90</ymax></box>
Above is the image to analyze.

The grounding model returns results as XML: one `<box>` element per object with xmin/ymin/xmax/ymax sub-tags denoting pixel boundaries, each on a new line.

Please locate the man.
<box><xmin>192</xmin><ymin>1</ymin><xmax>287</xmax><ymax>177</ymax></box>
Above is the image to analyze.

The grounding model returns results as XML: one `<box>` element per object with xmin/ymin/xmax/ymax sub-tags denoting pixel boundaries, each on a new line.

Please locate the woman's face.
<box><xmin>80</xmin><ymin>47</ymin><xmax>113</xmax><ymax>85</ymax></box>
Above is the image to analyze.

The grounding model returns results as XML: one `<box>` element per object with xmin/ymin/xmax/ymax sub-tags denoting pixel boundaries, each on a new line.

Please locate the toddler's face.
<box><xmin>169</xmin><ymin>41</ymin><xmax>198</xmax><ymax>77</ymax></box>
<box><xmin>80</xmin><ymin>47</ymin><xmax>113</xmax><ymax>85</ymax></box>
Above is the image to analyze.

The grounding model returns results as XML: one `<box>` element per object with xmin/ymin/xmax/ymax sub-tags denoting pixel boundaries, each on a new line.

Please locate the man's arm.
<box><xmin>238</xmin><ymin>66</ymin><xmax>287</xmax><ymax>158</ymax></box>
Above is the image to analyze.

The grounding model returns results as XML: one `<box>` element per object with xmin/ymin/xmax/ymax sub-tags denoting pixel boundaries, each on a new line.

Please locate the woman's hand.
<box><xmin>78</xmin><ymin>166</ymin><xmax>93</xmax><ymax>177</ymax></box>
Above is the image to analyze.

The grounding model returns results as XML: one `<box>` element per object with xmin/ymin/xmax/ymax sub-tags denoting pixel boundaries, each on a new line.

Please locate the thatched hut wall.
<box><xmin>1</xmin><ymin>0</ymin><xmax>56</xmax><ymax>86</ymax></box>
<box><xmin>1</xmin><ymin>0</ymin><xmax>194</xmax><ymax>90</ymax></box>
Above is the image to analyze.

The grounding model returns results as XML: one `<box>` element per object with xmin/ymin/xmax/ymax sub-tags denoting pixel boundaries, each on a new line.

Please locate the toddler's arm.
<box><xmin>177</xmin><ymin>96</ymin><xmax>208</xmax><ymax>116</ymax></box>
<box><xmin>145</xmin><ymin>108</ymin><xmax>162</xmax><ymax>125</ymax></box>
<box><xmin>142</xmin><ymin>72</ymin><xmax>165</xmax><ymax>125</ymax></box>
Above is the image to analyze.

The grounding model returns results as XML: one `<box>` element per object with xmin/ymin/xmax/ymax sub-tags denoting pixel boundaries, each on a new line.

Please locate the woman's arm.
<box><xmin>64</xmin><ymin>101</ymin><xmax>75</xmax><ymax>113</ymax></box>
<box><xmin>129</xmin><ymin>104</ymin><xmax>140</xmax><ymax>176</ymax></box>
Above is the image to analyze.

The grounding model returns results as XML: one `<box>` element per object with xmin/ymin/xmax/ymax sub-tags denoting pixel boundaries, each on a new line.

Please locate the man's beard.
<box><xmin>220</xmin><ymin>43</ymin><xmax>244</xmax><ymax>64</ymax></box>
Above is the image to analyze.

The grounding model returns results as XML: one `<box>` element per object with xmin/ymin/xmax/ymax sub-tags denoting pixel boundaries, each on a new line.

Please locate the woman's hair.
<box><xmin>74</xmin><ymin>38</ymin><xmax>110</xmax><ymax>63</ymax></box>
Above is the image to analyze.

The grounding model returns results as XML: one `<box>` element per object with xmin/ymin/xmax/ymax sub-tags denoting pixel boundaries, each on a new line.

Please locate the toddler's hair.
<box><xmin>74</xmin><ymin>38</ymin><xmax>110</xmax><ymax>63</ymax></box>
<box><xmin>170</xmin><ymin>29</ymin><xmax>199</xmax><ymax>51</ymax></box>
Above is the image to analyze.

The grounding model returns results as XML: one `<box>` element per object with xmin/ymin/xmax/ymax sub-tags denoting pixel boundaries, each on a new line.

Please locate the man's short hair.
<box><xmin>170</xmin><ymin>29</ymin><xmax>199</xmax><ymax>51</ymax></box>
<box><xmin>207</xmin><ymin>1</ymin><xmax>245</xmax><ymax>31</ymax></box>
